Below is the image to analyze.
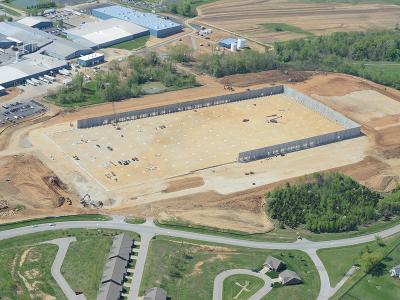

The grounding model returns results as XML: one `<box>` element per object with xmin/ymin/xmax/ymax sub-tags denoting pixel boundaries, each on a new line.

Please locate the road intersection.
<box><xmin>1</xmin><ymin>217</ymin><xmax>399</xmax><ymax>300</ymax></box>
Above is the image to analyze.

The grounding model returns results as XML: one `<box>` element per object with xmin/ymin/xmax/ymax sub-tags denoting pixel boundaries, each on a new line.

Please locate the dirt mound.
<box><xmin>220</xmin><ymin>70</ymin><xmax>311</xmax><ymax>87</ymax></box>
<box><xmin>164</xmin><ymin>177</ymin><xmax>204</xmax><ymax>193</ymax></box>
<box><xmin>0</xmin><ymin>154</ymin><xmax>78</xmax><ymax>213</ymax></box>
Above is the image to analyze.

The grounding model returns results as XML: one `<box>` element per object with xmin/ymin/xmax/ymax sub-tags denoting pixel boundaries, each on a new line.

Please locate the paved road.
<box><xmin>1</xmin><ymin>219</ymin><xmax>399</xmax><ymax>300</ymax></box>
<box><xmin>45</xmin><ymin>237</ymin><xmax>86</xmax><ymax>300</ymax></box>
<box><xmin>127</xmin><ymin>233</ymin><xmax>154</xmax><ymax>300</ymax></box>
<box><xmin>213</xmin><ymin>269</ymin><xmax>272</xmax><ymax>300</ymax></box>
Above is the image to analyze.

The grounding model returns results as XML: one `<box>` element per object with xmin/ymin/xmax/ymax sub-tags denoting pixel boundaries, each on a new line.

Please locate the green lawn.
<box><xmin>156</xmin><ymin>217</ymin><xmax>400</xmax><ymax>243</ymax></box>
<box><xmin>318</xmin><ymin>232</ymin><xmax>400</xmax><ymax>288</ymax></box>
<box><xmin>61</xmin><ymin>230</ymin><xmax>138</xmax><ymax>300</ymax></box>
<box><xmin>0</xmin><ymin>229</ymin><xmax>139</xmax><ymax>300</ymax></box>
<box><xmin>223</xmin><ymin>274</ymin><xmax>264</xmax><ymax>300</ymax></box>
<box><xmin>359</xmin><ymin>63</ymin><xmax>400</xmax><ymax>89</ymax></box>
<box><xmin>125</xmin><ymin>217</ymin><xmax>146</xmax><ymax>225</ymax></box>
<box><xmin>0</xmin><ymin>242</ymin><xmax>65</xmax><ymax>299</ymax></box>
<box><xmin>0</xmin><ymin>4</ymin><xmax>21</xmax><ymax>16</ymax></box>
<box><xmin>259</xmin><ymin>23</ymin><xmax>313</xmax><ymax>36</ymax></box>
<box><xmin>0</xmin><ymin>214</ymin><xmax>111</xmax><ymax>231</ymax></box>
<box><xmin>139</xmin><ymin>236</ymin><xmax>319</xmax><ymax>300</ymax></box>
<box><xmin>110</xmin><ymin>36</ymin><xmax>149</xmax><ymax>50</ymax></box>
<box><xmin>341</xmin><ymin>240</ymin><xmax>400</xmax><ymax>300</ymax></box>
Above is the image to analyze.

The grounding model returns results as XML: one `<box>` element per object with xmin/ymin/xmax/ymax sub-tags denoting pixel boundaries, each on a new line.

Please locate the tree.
<box><xmin>168</xmin><ymin>44</ymin><xmax>193</xmax><ymax>63</ymax></box>
<box><xmin>360</xmin><ymin>251</ymin><xmax>382</xmax><ymax>272</ymax></box>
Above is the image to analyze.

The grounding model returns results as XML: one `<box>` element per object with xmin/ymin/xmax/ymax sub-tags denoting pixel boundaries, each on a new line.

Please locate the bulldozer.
<box><xmin>80</xmin><ymin>194</ymin><xmax>103</xmax><ymax>208</ymax></box>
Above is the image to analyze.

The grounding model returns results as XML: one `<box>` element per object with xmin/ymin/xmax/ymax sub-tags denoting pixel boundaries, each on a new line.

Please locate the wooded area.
<box><xmin>266</xmin><ymin>173</ymin><xmax>399</xmax><ymax>233</ymax></box>
<box><xmin>198</xmin><ymin>29</ymin><xmax>400</xmax><ymax>89</ymax></box>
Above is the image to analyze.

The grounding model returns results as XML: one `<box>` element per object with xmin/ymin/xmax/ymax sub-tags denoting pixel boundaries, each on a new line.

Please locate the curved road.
<box><xmin>1</xmin><ymin>219</ymin><xmax>399</xmax><ymax>300</ymax></box>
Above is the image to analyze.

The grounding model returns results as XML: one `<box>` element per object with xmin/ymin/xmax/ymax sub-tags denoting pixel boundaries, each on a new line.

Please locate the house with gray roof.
<box><xmin>143</xmin><ymin>287</ymin><xmax>167</xmax><ymax>300</ymax></box>
<box><xmin>101</xmin><ymin>256</ymin><xmax>129</xmax><ymax>285</ymax></box>
<box><xmin>96</xmin><ymin>281</ymin><xmax>123</xmax><ymax>300</ymax></box>
<box><xmin>96</xmin><ymin>234</ymin><xmax>134</xmax><ymax>300</ymax></box>
<box><xmin>279</xmin><ymin>270</ymin><xmax>302</xmax><ymax>285</ymax></box>
<box><xmin>264</xmin><ymin>256</ymin><xmax>285</xmax><ymax>271</ymax></box>
<box><xmin>390</xmin><ymin>264</ymin><xmax>400</xmax><ymax>278</ymax></box>
<box><xmin>109</xmin><ymin>233</ymin><xmax>134</xmax><ymax>261</ymax></box>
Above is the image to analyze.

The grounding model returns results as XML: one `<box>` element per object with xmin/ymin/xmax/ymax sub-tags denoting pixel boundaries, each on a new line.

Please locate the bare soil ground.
<box><xmin>2</xmin><ymin>71</ymin><xmax>400</xmax><ymax>232</ymax></box>
<box><xmin>196</xmin><ymin>0</ymin><xmax>400</xmax><ymax>43</ymax></box>
<box><xmin>0</xmin><ymin>154</ymin><xmax>81</xmax><ymax>222</ymax></box>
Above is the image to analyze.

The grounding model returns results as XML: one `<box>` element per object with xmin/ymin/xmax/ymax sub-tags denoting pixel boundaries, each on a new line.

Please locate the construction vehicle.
<box><xmin>80</xmin><ymin>193</ymin><xmax>103</xmax><ymax>208</ymax></box>
<box><xmin>72</xmin><ymin>154</ymin><xmax>80</xmax><ymax>160</ymax></box>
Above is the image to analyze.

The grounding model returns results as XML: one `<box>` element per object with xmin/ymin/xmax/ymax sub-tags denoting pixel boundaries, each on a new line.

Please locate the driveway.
<box><xmin>213</xmin><ymin>269</ymin><xmax>272</xmax><ymax>300</ymax></box>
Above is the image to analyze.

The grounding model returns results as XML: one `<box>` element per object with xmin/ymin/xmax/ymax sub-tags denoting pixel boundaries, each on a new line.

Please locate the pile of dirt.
<box><xmin>220</xmin><ymin>70</ymin><xmax>311</xmax><ymax>87</ymax></box>
<box><xmin>164</xmin><ymin>176</ymin><xmax>204</xmax><ymax>193</ymax></box>
<box><xmin>0</xmin><ymin>154</ymin><xmax>78</xmax><ymax>212</ymax></box>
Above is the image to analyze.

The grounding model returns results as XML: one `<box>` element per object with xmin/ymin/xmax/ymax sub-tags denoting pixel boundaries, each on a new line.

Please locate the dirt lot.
<box><xmin>2</xmin><ymin>71</ymin><xmax>400</xmax><ymax>232</ymax></box>
<box><xmin>0</xmin><ymin>154</ymin><xmax>81</xmax><ymax>222</ymax></box>
<box><xmin>197</xmin><ymin>0</ymin><xmax>400</xmax><ymax>42</ymax></box>
<box><xmin>46</xmin><ymin>94</ymin><xmax>343</xmax><ymax>189</ymax></box>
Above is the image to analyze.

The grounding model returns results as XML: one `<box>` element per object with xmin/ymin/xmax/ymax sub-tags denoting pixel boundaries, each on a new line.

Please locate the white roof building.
<box><xmin>66</xmin><ymin>18</ymin><xmax>149</xmax><ymax>49</ymax></box>
<box><xmin>17</xmin><ymin>16</ymin><xmax>53</xmax><ymax>29</ymax></box>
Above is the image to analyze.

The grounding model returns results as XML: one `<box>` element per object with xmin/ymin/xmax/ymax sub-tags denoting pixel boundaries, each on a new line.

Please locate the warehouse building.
<box><xmin>0</xmin><ymin>53</ymin><xmax>67</xmax><ymax>87</ymax></box>
<box><xmin>92</xmin><ymin>5</ymin><xmax>182</xmax><ymax>38</ymax></box>
<box><xmin>41</xmin><ymin>38</ymin><xmax>93</xmax><ymax>60</ymax></box>
<box><xmin>66</xmin><ymin>18</ymin><xmax>149</xmax><ymax>49</ymax></box>
<box><xmin>0</xmin><ymin>33</ymin><xmax>16</xmax><ymax>49</ymax></box>
<box><xmin>0</xmin><ymin>86</ymin><xmax>6</xmax><ymax>96</ymax></box>
<box><xmin>17</xmin><ymin>16</ymin><xmax>53</xmax><ymax>29</ymax></box>
<box><xmin>77</xmin><ymin>53</ymin><xmax>104</xmax><ymax>67</ymax></box>
<box><xmin>0</xmin><ymin>22</ymin><xmax>54</xmax><ymax>49</ymax></box>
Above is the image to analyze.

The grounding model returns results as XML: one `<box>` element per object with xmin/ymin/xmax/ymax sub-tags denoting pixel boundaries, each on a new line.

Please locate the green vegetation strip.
<box><xmin>140</xmin><ymin>235</ymin><xmax>319</xmax><ymax>300</ymax></box>
<box><xmin>260</xmin><ymin>23</ymin><xmax>313</xmax><ymax>36</ymax></box>
<box><xmin>0</xmin><ymin>4</ymin><xmax>21</xmax><ymax>16</ymax></box>
<box><xmin>125</xmin><ymin>217</ymin><xmax>146</xmax><ymax>224</ymax></box>
<box><xmin>0</xmin><ymin>214</ymin><xmax>111</xmax><ymax>232</ymax></box>
<box><xmin>109</xmin><ymin>35</ymin><xmax>149</xmax><ymax>50</ymax></box>
<box><xmin>223</xmin><ymin>274</ymin><xmax>264</xmax><ymax>300</ymax></box>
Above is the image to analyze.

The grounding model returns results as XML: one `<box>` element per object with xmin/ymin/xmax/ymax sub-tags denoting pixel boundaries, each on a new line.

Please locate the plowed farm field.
<box><xmin>197</xmin><ymin>0</ymin><xmax>400</xmax><ymax>42</ymax></box>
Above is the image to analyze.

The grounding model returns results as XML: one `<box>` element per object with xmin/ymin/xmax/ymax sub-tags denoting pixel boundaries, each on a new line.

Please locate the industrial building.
<box><xmin>0</xmin><ymin>21</ymin><xmax>92</xmax><ymax>60</ymax></box>
<box><xmin>97</xmin><ymin>234</ymin><xmax>134</xmax><ymax>300</ymax></box>
<box><xmin>92</xmin><ymin>5</ymin><xmax>182</xmax><ymax>38</ymax></box>
<box><xmin>77</xmin><ymin>53</ymin><xmax>104</xmax><ymax>67</ymax></box>
<box><xmin>17</xmin><ymin>16</ymin><xmax>53</xmax><ymax>29</ymax></box>
<box><xmin>219</xmin><ymin>37</ymin><xmax>246</xmax><ymax>51</ymax></box>
<box><xmin>66</xmin><ymin>18</ymin><xmax>149</xmax><ymax>49</ymax></box>
<box><xmin>41</xmin><ymin>38</ymin><xmax>93</xmax><ymax>60</ymax></box>
<box><xmin>0</xmin><ymin>33</ymin><xmax>15</xmax><ymax>49</ymax></box>
<box><xmin>0</xmin><ymin>53</ymin><xmax>67</xmax><ymax>88</ymax></box>
<box><xmin>0</xmin><ymin>86</ymin><xmax>5</xmax><ymax>96</ymax></box>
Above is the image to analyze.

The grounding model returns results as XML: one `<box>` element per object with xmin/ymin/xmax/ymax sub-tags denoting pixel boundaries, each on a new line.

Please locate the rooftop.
<box><xmin>144</xmin><ymin>287</ymin><xmax>167</xmax><ymax>300</ymax></box>
<box><xmin>17</xmin><ymin>16</ymin><xmax>52</xmax><ymax>27</ymax></box>
<box><xmin>92</xmin><ymin>5</ymin><xmax>181</xmax><ymax>31</ymax></box>
<box><xmin>66</xmin><ymin>18</ymin><xmax>148</xmax><ymax>48</ymax></box>
<box><xmin>78</xmin><ymin>52</ymin><xmax>104</xmax><ymax>61</ymax></box>
<box><xmin>0</xmin><ymin>22</ymin><xmax>54</xmax><ymax>48</ymax></box>
<box><xmin>108</xmin><ymin>233</ymin><xmax>134</xmax><ymax>261</ymax></box>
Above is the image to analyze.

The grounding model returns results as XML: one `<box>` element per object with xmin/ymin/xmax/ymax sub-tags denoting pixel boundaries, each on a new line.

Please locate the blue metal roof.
<box><xmin>92</xmin><ymin>5</ymin><xmax>181</xmax><ymax>32</ymax></box>
<box><xmin>219</xmin><ymin>38</ymin><xmax>237</xmax><ymax>45</ymax></box>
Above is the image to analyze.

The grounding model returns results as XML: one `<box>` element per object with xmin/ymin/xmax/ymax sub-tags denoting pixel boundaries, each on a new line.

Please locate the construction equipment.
<box><xmin>80</xmin><ymin>193</ymin><xmax>103</xmax><ymax>208</ymax></box>
<box><xmin>72</xmin><ymin>154</ymin><xmax>80</xmax><ymax>160</ymax></box>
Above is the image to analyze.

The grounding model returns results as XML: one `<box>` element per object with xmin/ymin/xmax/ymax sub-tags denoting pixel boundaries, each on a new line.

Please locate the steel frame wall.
<box><xmin>77</xmin><ymin>85</ymin><xmax>284</xmax><ymax>128</ymax></box>
<box><xmin>237</xmin><ymin>86</ymin><xmax>361</xmax><ymax>162</ymax></box>
<box><xmin>76</xmin><ymin>85</ymin><xmax>361</xmax><ymax>163</ymax></box>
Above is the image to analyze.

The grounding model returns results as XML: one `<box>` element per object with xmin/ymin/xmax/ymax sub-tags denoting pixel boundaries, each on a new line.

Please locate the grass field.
<box><xmin>340</xmin><ymin>240</ymin><xmax>400</xmax><ymax>299</ymax></box>
<box><xmin>0</xmin><ymin>214</ymin><xmax>111</xmax><ymax>232</ymax></box>
<box><xmin>125</xmin><ymin>217</ymin><xmax>146</xmax><ymax>224</ymax></box>
<box><xmin>302</xmin><ymin>0</ymin><xmax>400</xmax><ymax>4</ymax></box>
<box><xmin>109</xmin><ymin>36</ymin><xmax>149</xmax><ymax>50</ymax></box>
<box><xmin>0</xmin><ymin>229</ymin><xmax>139</xmax><ymax>300</ymax></box>
<box><xmin>360</xmin><ymin>63</ymin><xmax>400</xmax><ymax>89</ymax></box>
<box><xmin>156</xmin><ymin>217</ymin><xmax>400</xmax><ymax>243</ymax></box>
<box><xmin>259</xmin><ymin>23</ymin><xmax>313</xmax><ymax>36</ymax></box>
<box><xmin>139</xmin><ymin>236</ymin><xmax>319</xmax><ymax>300</ymax></box>
<box><xmin>0</xmin><ymin>4</ymin><xmax>21</xmax><ymax>16</ymax></box>
<box><xmin>223</xmin><ymin>274</ymin><xmax>264</xmax><ymax>300</ymax></box>
<box><xmin>318</xmin><ymin>232</ymin><xmax>400</xmax><ymax>287</ymax></box>
<box><xmin>0</xmin><ymin>242</ymin><xmax>64</xmax><ymax>299</ymax></box>
<box><xmin>49</xmin><ymin>81</ymin><xmax>105</xmax><ymax>107</ymax></box>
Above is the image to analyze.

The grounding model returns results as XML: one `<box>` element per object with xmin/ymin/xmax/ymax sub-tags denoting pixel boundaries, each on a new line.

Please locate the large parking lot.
<box><xmin>0</xmin><ymin>100</ymin><xmax>46</xmax><ymax>125</ymax></box>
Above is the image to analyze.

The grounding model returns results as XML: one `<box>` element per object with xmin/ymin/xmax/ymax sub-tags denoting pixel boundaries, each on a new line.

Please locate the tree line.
<box><xmin>197</xmin><ymin>29</ymin><xmax>400</xmax><ymax>89</ymax></box>
<box><xmin>266</xmin><ymin>172</ymin><xmax>399</xmax><ymax>233</ymax></box>
<box><xmin>51</xmin><ymin>52</ymin><xmax>197</xmax><ymax>105</ymax></box>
